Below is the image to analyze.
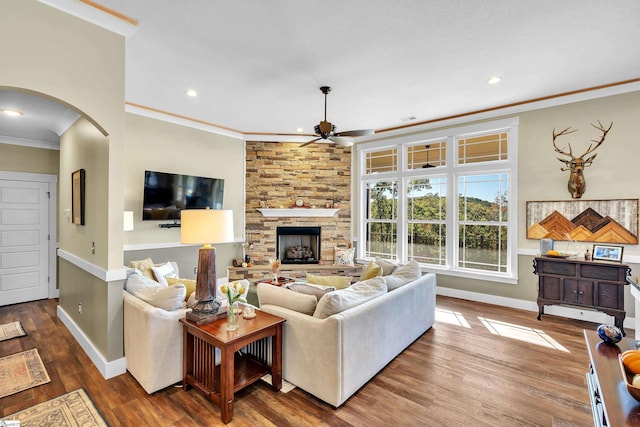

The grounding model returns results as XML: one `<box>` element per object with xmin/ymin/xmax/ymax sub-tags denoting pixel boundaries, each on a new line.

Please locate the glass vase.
<box><xmin>226</xmin><ymin>301</ymin><xmax>238</xmax><ymax>331</ymax></box>
<box><xmin>272</xmin><ymin>273</ymin><xmax>279</xmax><ymax>284</ymax></box>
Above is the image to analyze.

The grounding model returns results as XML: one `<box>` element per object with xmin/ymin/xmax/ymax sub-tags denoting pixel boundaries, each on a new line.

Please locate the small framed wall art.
<box><xmin>592</xmin><ymin>244</ymin><xmax>623</xmax><ymax>262</ymax></box>
<box><xmin>72</xmin><ymin>169</ymin><xmax>85</xmax><ymax>225</ymax></box>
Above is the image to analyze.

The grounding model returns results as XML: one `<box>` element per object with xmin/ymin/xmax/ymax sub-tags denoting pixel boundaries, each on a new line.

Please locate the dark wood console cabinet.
<box><xmin>533</xmin><ymin>257</ymin><xmax>630</xmax><ymax>335</ymax></box>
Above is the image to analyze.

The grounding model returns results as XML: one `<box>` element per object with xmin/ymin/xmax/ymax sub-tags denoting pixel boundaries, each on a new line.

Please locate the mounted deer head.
<box><xmin>552</xmin><ymin>121</ymin><xmax>613</xmax><ymax>199</ymax></box>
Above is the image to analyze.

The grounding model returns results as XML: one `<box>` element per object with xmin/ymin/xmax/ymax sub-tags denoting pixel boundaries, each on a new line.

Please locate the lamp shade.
<box><xmin>181</xmin><ymin>209</ymin><xmax>234</xmax><ymax>245</ymax></box>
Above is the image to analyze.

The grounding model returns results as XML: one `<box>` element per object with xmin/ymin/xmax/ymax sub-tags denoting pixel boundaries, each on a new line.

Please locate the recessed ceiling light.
<box><xmin>2</xmin><ymin>109</ymin><xmax>23</xmax><ymax>117</ymax></box>
<box><xmin>488</xmin><ymin>76</ymin><xmax>502</xmax><ymax>85</ymax></box>
<box><xmin>400</xmin><ymin>115</ymin><xmax>417</xmax><ymax>122</ymax></box>
<box><xmin>296</xmin><ymin>128</ymin><xmax>304</xmax><ymax>133</ymax></box>
<box><xmin>185</xmin><ymin>89</ymin><xmax>198</xmax><ymax>97</ymax></box>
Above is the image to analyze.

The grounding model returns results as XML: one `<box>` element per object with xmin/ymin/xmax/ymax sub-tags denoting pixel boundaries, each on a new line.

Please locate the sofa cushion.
<box><xmin>125</xmin><ymin>273</ymin><xmax>164</xmax><ymax>294</ymax></box>
<box><xmin>313</xmin><ymin>277</ymin><xmax>387</xmax><ymax>319</ymax></box>
<box><xmin>375</xmin><ymin>257</ymin><xmax>399</xmax><ymax>276</ymax></box>
<box><xmin>285</xmin><ymin>282</ymin><xmax>336</xmax><ymax>299</ymax></box>
<box><xmin>130</xmin><ymin>284</ymin><xmax>187</xmax><ymax>311</ymax></box>
<box><xmin>306</xmin><ymin>273</ymin><xmax>352</xmax><ymax>289</ymax></box>
<box><xmin>384</xmin><ymin>260</ymin><xmax>422</xmax><ymax>291</ymax></box>
<box><xmin>151</xmin><ymin>261</ymin><xmax>179</xmax><ymax>285</ymax></box>
<box><xmin>360</xmin><ymin>259</ymin><xmax>383</xmax><ymax>280</ymax></box>
<box><xmin>129</xmin><ymin>258</ymin><xmax>156</xmax><ymax>279</ymax></box>
<box><xmin>334</xmin><ymin>247</ymin><xmax>355</xmax><ymax>266</ymax></box>
<box><xmin>257</xmin><ymin>283</ymin><xmax>318</xmax><ymax>315</ymax></box>
<box><xmin>166</xmin><ymin>277</ymin><xmax>197</xmax><ymax>301</ymax></box>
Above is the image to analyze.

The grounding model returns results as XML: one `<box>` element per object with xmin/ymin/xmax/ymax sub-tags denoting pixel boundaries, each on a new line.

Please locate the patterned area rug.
<box><xmin>0</xmin><ymin>348</ymin><xmax>50</xmax><ymax>398</ymax></box>
<box><xmin>1</xmin><ymin>388</ymin><xmax>108</xmax><ymax>427</ymax></box>
<box><xmin>0</xmin><ymin>321</ymin><xmax>27</xmax><ymax>342</ymax></box>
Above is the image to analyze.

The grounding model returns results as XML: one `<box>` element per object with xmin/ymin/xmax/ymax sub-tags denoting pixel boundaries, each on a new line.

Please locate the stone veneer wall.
<box><xmin>245</xmin><ymin>141</ymin><xmax>352</xmax><ymax>266</ymax></box>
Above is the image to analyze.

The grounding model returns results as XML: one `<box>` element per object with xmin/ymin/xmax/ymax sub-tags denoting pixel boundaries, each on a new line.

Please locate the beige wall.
<box><xmin>123</xmin><ymin>113</ymin><xmax>245</xmax><ymax>278</ymax></box>
<box><xmin>58</xmin><ymin>258</ymin><xmax>124</xmax><ymax>361</ymax></box>
<box><xmin>0</xmin><ymin>143</ymin><xmax>60</xmax><ymax>175</ymax></box>
<box><xmin>59</xmin><ymin>118</ymin><xmax>110</xmax><ymax>266</ymax></box>
<box><xmin>1</xmin><ymin>0</ymin><xmax>126</xmax><ymax>271</ymax></box>
<box><xmin>1</xmin><ymin>0</ymin><xmax>126</xmax><ymax>363</ymax></box>
<box><xmin>355</xmin><ymin>90</ymin><xmax>640</xmax><ymax>315</ymax></box>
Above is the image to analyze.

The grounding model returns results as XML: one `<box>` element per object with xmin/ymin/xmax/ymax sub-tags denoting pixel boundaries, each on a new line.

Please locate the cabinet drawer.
<box><xmin>582</xmin><ymin>264</ymin><xmax>623</xmax><ymax>281</ymax></box>
<box><xmin>539</xmin><ymin>261</ymin><xmax>576</xmax><ymax>276</ymax></box>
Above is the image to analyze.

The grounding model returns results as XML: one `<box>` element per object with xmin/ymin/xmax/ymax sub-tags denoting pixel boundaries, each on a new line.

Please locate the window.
<box><xmin>363</xmin><ymin>180</ymin><xmax>398</xmax><ymax>260</ymax></box>
<box><xmin>357</xmin><ymin>118</ymin><xmax>518</xmax><ymax>282</ymax></box>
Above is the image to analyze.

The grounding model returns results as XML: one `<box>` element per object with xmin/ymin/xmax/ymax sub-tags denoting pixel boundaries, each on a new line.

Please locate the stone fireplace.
<box><xmin>242</xmin><ymin>141</ymin><xmax>352</xmax><ymax>267</ymax></box>
<box><xmin>277</xmin><ymin>226</ymin><xmax>321</xmax><ymax>264</ymax></box>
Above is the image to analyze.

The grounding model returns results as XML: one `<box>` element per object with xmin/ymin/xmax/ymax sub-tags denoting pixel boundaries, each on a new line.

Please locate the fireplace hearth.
<box><xmin>277</xmin><ymin>226</ymin><xmax>321</xmax><ymax>264</ymax></box>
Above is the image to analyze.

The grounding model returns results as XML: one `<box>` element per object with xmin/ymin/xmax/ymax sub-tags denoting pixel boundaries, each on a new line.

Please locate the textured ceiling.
<box><xmin>1</xmin><ymin>0</ymin><xmax>639</xmax><ymax>144</ymax></box>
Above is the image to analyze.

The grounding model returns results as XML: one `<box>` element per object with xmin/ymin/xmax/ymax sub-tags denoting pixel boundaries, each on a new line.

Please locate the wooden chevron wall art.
<box><xmin>526</xmin><ymin>199</ymin><xmax>638</xmax><ymax>244</ymax></box>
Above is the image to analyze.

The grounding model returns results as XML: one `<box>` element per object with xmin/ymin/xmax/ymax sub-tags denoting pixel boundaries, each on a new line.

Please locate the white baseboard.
<box><xmin>436</xmin><ymin>286</ymin><xmax>635</xmax><ymax>331</ymax></box>
<box><xmin>57</xmin><ymin>305</ymin><xmax>127</xmax><ymax>379</ymax></box>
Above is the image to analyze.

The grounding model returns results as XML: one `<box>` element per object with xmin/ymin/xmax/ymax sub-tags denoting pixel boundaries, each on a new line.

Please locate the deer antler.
<box><xmin>552</xmin><ymin>126</ymin><xmax>578</xmax><ymax>164</ymax></box>
<box><xmin>581</xmin><ymin>121</ymin><xmax>613</xmax><ymax>164</ymax></box>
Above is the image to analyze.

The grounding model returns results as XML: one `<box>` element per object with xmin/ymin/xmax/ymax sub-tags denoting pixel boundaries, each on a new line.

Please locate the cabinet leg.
<box><xmin>537</xmin><ymin>304</ymin><xmax>544</xmax><ymax>321</ymax></box>
<box><xmin>616</xmin><ymin>315</ymin><xmax>626</xmax><ymax>336</ymax></box>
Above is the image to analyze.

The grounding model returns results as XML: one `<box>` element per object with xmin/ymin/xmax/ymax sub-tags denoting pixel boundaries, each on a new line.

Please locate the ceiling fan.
<box><xmin>299</xmin><ymin>86</ymin><xmax>374</xmax><ymax>148</ymax></box>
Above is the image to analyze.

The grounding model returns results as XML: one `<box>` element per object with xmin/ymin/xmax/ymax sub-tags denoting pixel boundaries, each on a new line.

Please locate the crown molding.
<box><xmin>38</xmin><ymin>0</ymin><xmax>138</xmax><ymax>38</ymax></box>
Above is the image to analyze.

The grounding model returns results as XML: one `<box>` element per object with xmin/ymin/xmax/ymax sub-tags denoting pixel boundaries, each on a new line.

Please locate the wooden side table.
<box><xmin>180</xmin><ymin>307</ymin><xmax>285</xmax><ymax>424</ymax></box>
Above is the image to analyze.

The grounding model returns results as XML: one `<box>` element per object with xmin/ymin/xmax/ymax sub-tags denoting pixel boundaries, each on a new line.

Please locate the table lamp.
<box><xmin>181</xmin><ymin>208</ymin><xmax>234</xmax><ymax>324</ymax></box>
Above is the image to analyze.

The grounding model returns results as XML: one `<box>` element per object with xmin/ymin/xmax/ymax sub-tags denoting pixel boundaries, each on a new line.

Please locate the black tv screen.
<box><xmin>142</xmin><ymin>170</ymin><xmax>224</xmax><ymax>220</ymax></box>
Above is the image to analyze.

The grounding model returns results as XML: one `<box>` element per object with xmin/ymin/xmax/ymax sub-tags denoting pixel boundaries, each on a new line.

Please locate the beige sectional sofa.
<box><xmin>257</xmin><ymin>271</ymin><xmax>436</xmax><ymax>407</ymax></box>
<box><xmin>123</xmin><ymin>290</ymin><xmax>190</xmax><ymax>394</ymax></box>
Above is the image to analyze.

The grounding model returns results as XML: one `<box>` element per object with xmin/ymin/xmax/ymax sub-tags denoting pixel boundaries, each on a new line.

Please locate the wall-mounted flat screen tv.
<box><xmin>142</xmin><ymin>170</ymin><xmax>224</xmax><ymax>220</ymax></box>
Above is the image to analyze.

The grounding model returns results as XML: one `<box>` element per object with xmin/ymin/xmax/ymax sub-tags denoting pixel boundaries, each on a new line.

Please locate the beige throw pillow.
<box><xmin>256</xmin><ymin>283</ymin><xmax>318</xmax><ymax>315</ymax></box>
<box><xmin>306</xmin><ymin>273</ymin><xmax>352</xmax><ymax>289</ymax></box>
<box><xmin>128</xmin><ymin>258</ymin><xmax>155</xmax><ymax>279</ymax></box>
<box><xmin>131</xmin><ymin>284</ymin><xmax>187</xmax><ymax>311</ymax></box>
<box><xmin>384</xmin><ymin>260</ymin><xmax>422</xmax><ymax>291</ymax></box>
<box><xmin>166</xmin><ymin>277</ymin><xmax>197</xmax><ymax>301</ymax></box>
<box><xmin>285</xmin><ymin>282</ymin><xmax>336</xmax><ymax>299</ymax></box>
<box><xmin>125</xmin><ymin>273</ymin><xmax>164</xmax><ymax>294</ymax></box>
<box><xmin>313</xmin><ymin>277</ymin><xmax>387</xmax><ymax>319</ymax></box>
<box><xmin>360</xmin><ymin>259</ymin><xmax>383</xmax><ymax>280</ymax></box>
<box><xmin>375</xmin><ymin>257</ymin><xmax>399</xmax><ymax>276</ymax></box>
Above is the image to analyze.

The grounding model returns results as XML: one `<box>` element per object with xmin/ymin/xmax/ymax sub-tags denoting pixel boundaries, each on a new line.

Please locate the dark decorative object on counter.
<box><xmin>597</xmin><ymin>324</ymin><xmax>623</xmax><ymax>344</ymax></box>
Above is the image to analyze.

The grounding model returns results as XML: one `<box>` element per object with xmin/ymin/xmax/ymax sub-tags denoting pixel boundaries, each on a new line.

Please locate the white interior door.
<box><xmin>0</xmin><ymin>179</ymin><xmax>49</xmax><ymax>306</ymax></box>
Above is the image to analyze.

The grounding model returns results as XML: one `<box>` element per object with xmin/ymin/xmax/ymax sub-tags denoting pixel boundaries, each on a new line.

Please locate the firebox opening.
<box><xmin>277</xmin><ymin>226</ymin><xmax>321</xmax><ymax>264</ymax></box>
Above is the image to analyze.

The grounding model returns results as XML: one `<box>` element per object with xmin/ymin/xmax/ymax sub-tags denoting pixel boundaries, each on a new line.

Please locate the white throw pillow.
<box><xmin>375</xmin><ymin>257</ymin><xmax>399</xmax><ymax>276</ymax></box>
<box><xmin>125</xmin><ymin>273</ymin><xmax>164</xmax><ymax>294</ymax></box>
<box><xmin>257</xmin><ymin>283</ymin><xmax>318</xmax><ymax>315</ymax></box>
<box><xmin>131</xmin><ymin>284</ymin><xmax>187</xmax><ymax>311</ymax></box>
<box><xmin>151</xmin><ymin>261</ymin><xmax>179</xmax><ymax>286</ymax></box>
<box><xmin>313</xmin><ymin>277</ymin><xmax>387</xmax><ymax>319</ymax></box>
<box><xmin>383</xmin><ymin>260</ymin><xmax>422</xmax><ymax>291</ymax></box>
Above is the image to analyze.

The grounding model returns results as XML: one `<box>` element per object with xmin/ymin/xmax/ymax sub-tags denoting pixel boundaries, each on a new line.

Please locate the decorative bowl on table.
<box><xmin>597</xmin><ymin>324</ymin><xmax>623</xmax><ymax>344</ymax></box>
<box><xmin>619</xmin><ymin>355</ymin><xmax>640</xmax><ymax>401</ymax></box>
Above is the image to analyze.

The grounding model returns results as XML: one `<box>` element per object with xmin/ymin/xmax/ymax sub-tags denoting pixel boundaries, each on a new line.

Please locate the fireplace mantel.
<box><xmin>257</xmin><ymin>208</ymin><xmax>339</xmax><ymax>218</ymax></box>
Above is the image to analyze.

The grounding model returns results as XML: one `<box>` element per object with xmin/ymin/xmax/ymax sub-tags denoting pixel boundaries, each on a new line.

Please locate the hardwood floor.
<box><xmin>0</xmin><ymin>296</ymin><xmax>604</xmax><ymax>426</ymax></box>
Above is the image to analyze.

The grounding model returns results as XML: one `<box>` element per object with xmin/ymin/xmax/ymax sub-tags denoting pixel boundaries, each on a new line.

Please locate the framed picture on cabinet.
<box><xmin>592</xmin><ymin>244</ymin><xmax>623</xmax><ymax>262</ymax></box>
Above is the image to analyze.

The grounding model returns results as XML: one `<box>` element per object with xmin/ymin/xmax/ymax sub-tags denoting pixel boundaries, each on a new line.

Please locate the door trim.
<box><xmin>0</xmin><ymin>171</ymin><xmax>58</xmax><ymax>298</ymax></box>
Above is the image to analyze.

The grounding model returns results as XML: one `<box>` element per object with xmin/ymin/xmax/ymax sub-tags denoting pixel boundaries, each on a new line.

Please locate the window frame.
<box><xmin>356</xmin><ymin>118</ymin><xmax>519</xmax><ymax>284</ymax></box>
